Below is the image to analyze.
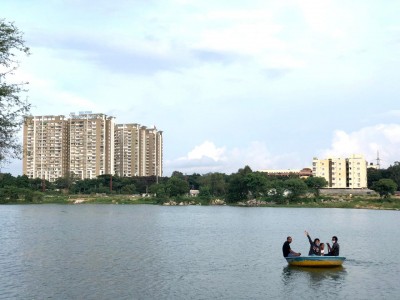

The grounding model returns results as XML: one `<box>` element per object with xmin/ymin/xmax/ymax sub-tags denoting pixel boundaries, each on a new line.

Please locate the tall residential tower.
<box><xmin>23</xmin><ymin>113</ymin><xmax>162</xmax><ymax>181</ymax></box>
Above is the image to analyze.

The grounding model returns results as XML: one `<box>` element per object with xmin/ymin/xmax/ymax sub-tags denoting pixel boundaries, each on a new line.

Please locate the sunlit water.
<box><xmin>0</xmin><ymin>205</ymin><xmax>399</xmax><ymax>299</ymax></box>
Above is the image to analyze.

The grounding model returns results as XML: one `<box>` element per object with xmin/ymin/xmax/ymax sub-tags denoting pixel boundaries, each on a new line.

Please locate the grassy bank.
<box><xmin>1</xmin><ymin>194</ymin><xmax>400</xmax><ymax>210</ymax></box>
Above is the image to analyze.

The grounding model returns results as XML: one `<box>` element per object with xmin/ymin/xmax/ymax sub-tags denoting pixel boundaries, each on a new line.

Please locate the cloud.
<box><xmin>186</xmin><ymin>141</ymin><xmax>226</xmax><ymax>161</ymax></box>
<box><xmin>165</xmin><ymin>140</ymin><xmax>307</xmax><ymax>175</ymax></box>
<box><xmin>320</xmin><ymin>124</ymin><xmax>400</xmax><ymax>167</ymax></box>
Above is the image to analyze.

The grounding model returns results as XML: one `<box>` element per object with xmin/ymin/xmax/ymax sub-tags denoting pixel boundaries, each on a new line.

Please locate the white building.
<box><xmin>312</xmin><ymin>154</ymin><xmax>368</xmax><ymax>188</ymax></box>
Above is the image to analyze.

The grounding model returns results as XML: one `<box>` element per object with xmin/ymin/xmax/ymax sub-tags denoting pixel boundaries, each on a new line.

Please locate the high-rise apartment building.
<box><xmin>312</xmin><ymin>154</ymin><xmax>368</xmax><ymax>188</ymax></box>
<box><xmin>114</xmin><ymin>124</ymin><xmax>163</xmax><ymax>177</ymax></box>
<box><xmin>114</xmin><ymin>123</ymin><xmax>140</xmax><ymax>177</ymax></box>
<box><xmin>23</xmin><ymin>113</ymin><xmax>162</xmax><ymax>181</ymax></box>
<box><xmin>140</xmin><ymin>126</ymin><xmax>163</xmax><ymax>177</ymax></box>
<box><xmin>23</xmin><ymin>115</ymin><xmax>69</xmax><ymax>182</ymax></box>
<box><xmin>68</xmin><ymin>113</ymin><xmax>115</xmax><ymax>179</ymax></box>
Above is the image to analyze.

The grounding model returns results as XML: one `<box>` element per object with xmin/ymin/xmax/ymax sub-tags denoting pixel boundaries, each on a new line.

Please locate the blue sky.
<box><xmin>2</xmin><ymin>0</ymin><xmax>400</xmax><ymax>176</ymax></box>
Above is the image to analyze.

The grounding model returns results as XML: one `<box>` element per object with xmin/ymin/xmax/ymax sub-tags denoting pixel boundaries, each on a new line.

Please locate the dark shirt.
<box><xmin>307</xmin><ymin>234</ymin><xmax>321</xmax><ymax>256</ymax></box>
<box><xmin>282</xmin><ymin>241</ymin><xmax>291</xmax><ymax>257</ymax></box>
<box><xmin>327</xmin><ymin>242</ymin><xmax>340</xmax><ymax>256</ymax></box>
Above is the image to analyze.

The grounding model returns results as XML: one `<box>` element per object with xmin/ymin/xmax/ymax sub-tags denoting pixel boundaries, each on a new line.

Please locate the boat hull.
<box><xmin>285</xmin><ymin>256</ymin><xmax>346</xmax><ymax>267</ymax></box>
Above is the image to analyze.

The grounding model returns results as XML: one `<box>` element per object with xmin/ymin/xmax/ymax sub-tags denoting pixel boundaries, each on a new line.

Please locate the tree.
<box><xmin>305</xmin><ymin>176</ymin><xmax>328</xmax><ymax>197</ymax></box>
<box><xmin>0</xmin><ymin>19</ymin><xmax>30</xmax><ymax>164</ymax></box>
<box><xmin>244</xmin><ymin>172</ymin><xmax>268</xmax><ymax>198</ymax></box>
<box><xmin>284</xmin><ymin>178</ymin><xmax>308</xmax><ymax>202</ymax></box>
<box><xmin>386</xmin><ymin>162</ymin><xmax>400</xmax><ymax>191</ymax></box>
<box><xmin>198</xmin><ymin>172</ymin><xmax>227</xmax><ymax>197</ymax></box>
<box><xmin>371</xmin><ymin>179</ymin><xmax>398</xmax><ymax>199</ymax></box>
<box><xmin>166</xmin><ymin>176</ymin><xmax>189</xmax><ymax>197</ymax></box>
<box><xmin>149</xmin><ymin>183</ymin><xmax>167</xmax><ymax>198</ymax></box>
<box><xmin>226</xmin><ymin>173</ymin><xmax>248</xmax><ymax>202</ymax></box>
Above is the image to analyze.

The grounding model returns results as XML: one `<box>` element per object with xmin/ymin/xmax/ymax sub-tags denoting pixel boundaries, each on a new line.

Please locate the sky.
<box><xmin>2</xmin><ymin>0</ymin><xmax>400</xmax><ymax>176</ymax></box>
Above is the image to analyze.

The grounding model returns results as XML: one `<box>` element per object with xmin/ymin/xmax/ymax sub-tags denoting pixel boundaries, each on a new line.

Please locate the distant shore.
<box><xmin>2</xmin><ymin>194</ymin><xmax>400</xmax><ymax>210</ymax></box>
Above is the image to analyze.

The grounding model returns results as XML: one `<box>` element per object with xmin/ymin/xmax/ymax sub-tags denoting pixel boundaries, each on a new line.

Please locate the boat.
<box><xmin>285</xmin><ymin>256</ymin><xmax>346</xmax><ymax>267</ymax></box>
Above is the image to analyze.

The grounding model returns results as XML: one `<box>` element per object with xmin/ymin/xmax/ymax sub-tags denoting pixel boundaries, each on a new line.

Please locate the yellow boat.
<box><xmin>285</xmin><ymin>256</ymin><xmax>346</xmax><ymax>267</ymax></box>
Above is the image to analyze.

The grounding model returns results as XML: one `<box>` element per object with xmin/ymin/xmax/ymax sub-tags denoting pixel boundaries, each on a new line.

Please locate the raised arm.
<box><xmin>305</xmin><ymin>230</ymin><xmax>313</xmax><ymax>245</ymax></box>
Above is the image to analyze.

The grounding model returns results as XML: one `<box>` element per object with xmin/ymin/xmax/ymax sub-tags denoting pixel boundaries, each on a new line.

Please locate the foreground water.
<box><xmin>0</xmin><ymin>205</ymin><xmax>399</xmax><ymax>299</ymax></box>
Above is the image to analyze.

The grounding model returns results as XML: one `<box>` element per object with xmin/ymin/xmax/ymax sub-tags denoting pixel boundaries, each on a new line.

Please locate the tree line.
<box><xmin>1</xmin><ymin>162</ymin><xmax>398</xmax><ymax>203</ymax></box>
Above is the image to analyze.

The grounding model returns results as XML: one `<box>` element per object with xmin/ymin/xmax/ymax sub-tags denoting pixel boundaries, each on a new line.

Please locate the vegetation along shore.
<box><xmin>1</xmin><ymin>164</ymin><xmax>400</xmax><ymax>210</ymax></box>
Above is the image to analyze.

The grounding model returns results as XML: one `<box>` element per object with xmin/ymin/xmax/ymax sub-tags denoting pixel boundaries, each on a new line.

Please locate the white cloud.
<box><xmin>320</xmin><ymin>124</ymin><xmax>400</xmax><ymax>167</ymax></box>
<box><xmin>165</xmin><ymin>140</ymin><xmax>307</xmax><ymax>175</ymax></box>
<box><xmin>186</xmin><ymin>141</ymin><xmax>226</xmax><ymax>161</ymax></box>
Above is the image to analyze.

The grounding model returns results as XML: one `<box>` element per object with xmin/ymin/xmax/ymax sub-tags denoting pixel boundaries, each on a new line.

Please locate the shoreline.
<box><xmin>1</xmin><ymin>195</ymin><xmax>400</xmax><ymax>210</ymax></box>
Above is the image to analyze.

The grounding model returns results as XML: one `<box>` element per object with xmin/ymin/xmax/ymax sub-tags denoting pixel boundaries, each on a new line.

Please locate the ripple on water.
<box><xmin>0</xmin><ymin>205</ymin><xmax>399</xmax><ymax>299</ymax></box>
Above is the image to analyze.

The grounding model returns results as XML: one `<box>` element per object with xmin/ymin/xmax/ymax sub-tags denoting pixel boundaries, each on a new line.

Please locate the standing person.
<box><xmin>282</xmin><ymin>236</ymin><xmax>301</xmax><ymax>257</ymax></box>
<box><xmin>326</xmin><ymin>236</ymin><xmax>340</xmax><ymax>256</ymax></box>
<box><xmin>305</xmin><ymin>230</ymin><xmax>321</xmax><ymax>256</ymax></box>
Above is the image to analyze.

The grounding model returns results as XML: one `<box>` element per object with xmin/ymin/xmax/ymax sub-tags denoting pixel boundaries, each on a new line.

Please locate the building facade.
<box><xmin>23</xmin><ymin>113</ymin><xmax>163</xmax><ymax>181</ymax></box>
<box><xmin>68</xmin><ymin>113</ymin><xmax>115</xmax><ymax>180</ymax></box>
<box><xmin>114</xmin><ymin>123</ymin><xmax>140</xmax><ymax>177</ymax></box>
<box><xmin>312</xmin><ymin>154</ymin><xmax>368</xmax><ymax>188</ymax></box>
<box><xmin>23</xmin><ymin>115</ymin><xmax>69</xmax><ymax>182</ymax></box>
<box><xmin>259</xmin><ymin>168</ymin><xmax>312</xmax><ymax>178</ymax></box>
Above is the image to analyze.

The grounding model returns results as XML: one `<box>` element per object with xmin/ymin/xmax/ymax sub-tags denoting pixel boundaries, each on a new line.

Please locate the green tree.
<box><xmin>198</xmin><ymin>172</ymin><xmax>227</xmax><ymax>197</ymax></box>
<box><xmin>0</xmin><ymin>172</ymin><xmax>15</xmax><ymax>187</ymax></box>
<box><xmin>284</xmin><ymin>178</ymin><xmax>308</xmax><ymax>202</ymax></box>
<box><xmin>198</xmin><ymin>186</ymin><xmax>212</xmax><ymax>200</ymax></box>
<box><xmin>0</xmin><ymin>19</ymin><xmax>30</xmax><ymax>164</ymax></box>
<box><xmin>305</xmin><ymin>176</ymin><xmax>328</xmax><ymax>197</ymax></box>
<box><xmin>371</xmin><ymin>179</ymin><xmax>398</xmax><ymax>199</ymax></box>
<box><xmin>121</xmin><ymin>184</ymin><xmax>136</xmax><ymax>194</ymax></box>
<box><xmin>244</xmin><ymin>172</ymin><xmax>268</xmax><ymax>198</ymax></box>
<box><xmin>149</xmin><ymin>183</ymin><xmax>167</xmax><ymax>198</ymax></box>
<box><xmin>226</xmin><ymin>173</ymin><xmax>248</xmax><ymax>202</ymax></box>
<box><xmin>386</xmin><ymin>162</ymin><xmax>400</xmax><ymax>190</ymax></box>
<box><xmin>166</xmin><ymin>176</ymin><xmax>189</xmax><ymax>197</ymax></box>
<box><xmin>265</xmin><ymin>180</ymin><xmax>286</xmax><ymax>204</ymax></box>
<box><xmin>367</xmin><ymin>168</ymin><xmax>383</xmax><ymax>188</ymax></box>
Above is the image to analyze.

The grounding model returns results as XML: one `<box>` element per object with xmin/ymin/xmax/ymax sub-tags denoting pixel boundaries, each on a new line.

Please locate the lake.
<box><xmin>0</xmin><ymin>205</ymin><xmax>399</xmax><ymax>299</ymax></box>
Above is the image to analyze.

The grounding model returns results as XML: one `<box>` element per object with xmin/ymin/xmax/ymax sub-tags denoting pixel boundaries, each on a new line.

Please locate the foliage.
<box><xmin>166</xmin><ymin>176</ymin><xmax>189</xmax><ymax>197</ymax></box>
<box><xmin>149</xmin><ymin>183</ymin><xmax>168</xmax><ymax>198</ymax></box>
<box><xmin>244</xmin><ymin>172</ymin><xmax>268</xmax><ymax>198</ymax></box>
<box><xmin>386</xmin><ymin>162</ymin><xmax>400</xmax><ymax>191</ymax></box>
<box><xmin>0</xmin><ymin>19</ymin><xmax>31</xmax><ymax>164</ymax></box>
<box><xmin>198</xmin><ymin>172</ymin><xmax>227</xmax><ymax>197</ymax></box>
<box><xmin>226</xmin><ymin>167</ymin><xmax>251</xmax><ymax>202</ymax></box>
<box><xmin>370</xmin><ymin>179</ymin><xmax>398</xmax><ymax>199</ymax></box>
<box><xmin>305</xmin><ymin>176</ymin><xmax>328</xmax><ymax>197</ymax></box>
<box><xmin>283</xmin><ymin>178</ymin><xmax>308</xmax><ymax>202</ymax></box>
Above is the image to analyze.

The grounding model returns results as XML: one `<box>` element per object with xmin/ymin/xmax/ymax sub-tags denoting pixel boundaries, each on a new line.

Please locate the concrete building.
<box><xmin>259</xmin><ymin>168</ymin><xmax>312</xmax><ymax>178</ymax></box>
<box><xmin>23</xmin><ymin>115</ymin><xmax>69</xmax><ymax>182</ymax></box>
<box><xmin>23</xmin><ymin>113</ymin><xmax>162</xmax><ymax>181</ymax></box>
<box><xmin>114</xmin><ymin>123</ymin><xmax>140</xmax><ymax>177</ymax></box>
<box><xmin>139</xmin><ymin>126</ymin><xmax>163</xmax><ymax>177</ymax></box>
<box><xmin>312</xmin><ymin>154</ymin><xmax>368</xmax><ymax>188</ymax></box>
<box><xmin>114</xmin><ymin>124</ymin><xmax>163</xmax><ymax>177</ymax></box>
<box><xmin>68</xmin><ymin>113</ymin><xmax>115</xmax><ymax>179</ymax></box>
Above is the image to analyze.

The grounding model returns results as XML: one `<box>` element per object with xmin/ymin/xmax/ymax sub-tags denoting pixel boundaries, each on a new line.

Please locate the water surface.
<box><xmin>0</xmin><ymin>205</ymin><xmax>398</xmax><ymax>299</ymax></box>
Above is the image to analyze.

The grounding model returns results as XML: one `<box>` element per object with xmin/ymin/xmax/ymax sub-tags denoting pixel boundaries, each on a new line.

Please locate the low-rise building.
<box><xmin>312</xmin><ymin>154</ymin><xmax>368</xmax><ymax>188</ymax></box>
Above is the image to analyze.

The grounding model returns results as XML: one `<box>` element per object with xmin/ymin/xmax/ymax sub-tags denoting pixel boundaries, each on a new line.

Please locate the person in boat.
<box><xmin>320</xmin><ymin>243</ymin><xmax>325</xmax><ymax>255</ymax></box>
<box><xmin>326</xmin><ymin>236</ymin><xmax>340</xmax><ymax>256</ymax></box>
<box><xmin>282</xmin><ymin>236</ymin><xmax>301</xmax><ymax>257</ymax></box>
<box><xmin>305</xmin><ymin>230</ymin><xmax>321</xmax><ymax>256</ymax></box>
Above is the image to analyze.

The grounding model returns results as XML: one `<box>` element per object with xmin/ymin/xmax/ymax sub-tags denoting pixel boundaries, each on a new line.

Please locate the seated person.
<box><xmin>326</xmin><ymin>236</ymin><xmax>340</xmax><ymax>256</ymax></box>
<box><xmin>282</xmin><ymin>236</ymin><xmax>301</xmax><ymax>257</ymax></box>
<box><xmin>320</xmin><ymin>243</ymin><xmax>325</xmax><ymax>255</ymax></box>
<box><xmin>305</xmin><ymin>230</ymin><xmax>321</xmax><ymax>256</ymax></box>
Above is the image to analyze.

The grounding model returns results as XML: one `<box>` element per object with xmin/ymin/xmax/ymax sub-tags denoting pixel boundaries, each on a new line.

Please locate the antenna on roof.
<box><xmin>376</xmin><ymin>150</ymin><xmax>381</xmax><ymax>169</ymax></box>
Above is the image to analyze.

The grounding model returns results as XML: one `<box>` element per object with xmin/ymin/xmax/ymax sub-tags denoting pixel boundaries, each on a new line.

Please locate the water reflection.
<box><xmin>282</xmin><ymin>265</ymin><xmax>347</xmax><ymax>296</ymax></box>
